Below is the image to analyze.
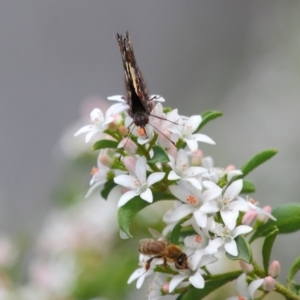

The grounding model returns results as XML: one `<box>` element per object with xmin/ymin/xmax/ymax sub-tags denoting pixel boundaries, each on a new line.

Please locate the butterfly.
<box><xmin>115</xmin><ymin>31</ymin><xmax>175</xmax><ymax>141</ymax></box>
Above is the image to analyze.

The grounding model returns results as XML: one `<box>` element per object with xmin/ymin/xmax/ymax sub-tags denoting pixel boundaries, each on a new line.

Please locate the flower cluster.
<box><xmin>75</xmin><ymin>94</ymin><xmax>277</xmax><ymax>299</ymax></box>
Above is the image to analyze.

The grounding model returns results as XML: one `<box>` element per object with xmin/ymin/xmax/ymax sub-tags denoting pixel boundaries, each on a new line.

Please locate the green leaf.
<box><xmin>118</xmin><ymin>192</ymin><xmax>176</xmax><ymax>238</ymax></box>
<box><xmin>196</xmin><ymin>110</ymin><xmax>223</xmax><ymax>132</ymax></box>
<box><xmin>148</xmin><ymin>145</ymin><xmax>170</xmax><ymax>164</ymax></box>
<box><xmin>241</xmin><ymin>180</ymin><xmax>256</xmax><ymax>193</ymax></box>
<box><xmin>250</xmin><ymin>203</ymin><xmax>300</xmax><ymax>243</ymax></box>
<box><xmin>288</xmin><ymin>256</ymin><xmax>300</xmax><ymax>289</ymax></box>
<box><xmin>101</xmin><ymin>179</ymin><xmax>116</xmax><ymax>200</ymax></box>
<box><xmin>171</xmin><ymin>222</ymin><xmax>183</xmax><ymax>244</ymax></box>
<box><xmin>92</xmin><ymin>139</ymin><xmax>118</xmax><ymax>151</ymax></box>
<box><xmin>176</xmin><ymin>270</ymin><xmax>242</xmax><ymax>300</ymax></box>
<box><xmin>290</xmin><ymin>282</ymin><xmax>300</xmax><ymax>295</ymax></box>
<box><xmin>226</xmin><ymin>235</ymin><xmax>252</xmax><ymax>264</ymax></box>
<box><xmin>262</xmin><ymin>227</ymin><xmax>278</xmax><ymax>273</ymax></box>
<box><xmin>239</xmin><ymin>149</ymin><xmax>278</xmax><ymax>178</ymax></box>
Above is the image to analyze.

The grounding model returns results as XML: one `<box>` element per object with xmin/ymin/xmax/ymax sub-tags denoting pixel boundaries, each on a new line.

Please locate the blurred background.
<box><xmin>0</xmin><ymin>1</ymin><xmax>300</xmax><ymax>299</ymax></box>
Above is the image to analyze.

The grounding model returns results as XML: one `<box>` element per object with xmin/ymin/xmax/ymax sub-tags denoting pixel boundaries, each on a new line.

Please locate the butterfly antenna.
<box><xmin>149</xmin><ymin>113</ymin><xmax>178</xmax><ymax>125</ymax></box>
<box><xmin>148</xmin><ymin>123</ymin><xmax>175</xmax><ymax>146</ymax></box>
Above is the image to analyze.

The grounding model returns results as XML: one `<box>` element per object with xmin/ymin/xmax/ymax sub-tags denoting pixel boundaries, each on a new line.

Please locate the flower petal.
<box><xmin>114</xmin><ymin>175</ymin><xmax>137</xmax><ymax>189</ymax></box>
<box><xmin>107</xmin><ymin>95</ymin><xmax>126</xmax><ymax>103</ymax></box>
<box><xmin>135</xmin><ymin>156</ymin><xmax>147</xmax><ymax>183</ymax></box>
<box><xmin>168</xmin><ymin>170</ymin><xmax>181</xmax><ymax>181</ymax></box>
<box><xmin>182</xmin><ymin>178</ymin><xmax>202</xmax><ymax>190</ymax></box>
<box><xmin>186</xmin><ymin>115</ymin><xmax>202</xmax><ymax>131</ymax></box>
<box><xmin>192</xmin><ymin>133</ymin><xmax>215</xmax><ymax>145</ymax></box>
<box><xmin>127</xmin><ymin>268</ymin><xmax>145</xmax><ymax>284</ymax></box>
<box><xmin>224</xmin><ymin>179</ymin><xmax>243</xmax><ymax>200</ymax></box>
<box><xmin>184</xmin><ymin>139</ymin><xmax>198</xmax><ymax>151</ymax></box>
<box><xmin>170</xmin><ymin>205</ymin><xmax>195</xmax><ymax>222</ymax></box>
<box><xmin>248</xmin><ymin>278</ymin><xmax>264</xmax><ymax>299</ymax></box>
<box><xmin>140</xmin><ymin>188</ymin><xmax>153</xmax><ymax>203</ymax></box>
<box><xmin>118</xmin><ymin>190</ymin><xmax>138</xmax><ymax>207</ymax></box>
<box><xmin>225</xmin><ymin>240</ymin><xmax>238</xmax><ymax>256</ymax></box>
<box><xmin>220</xmin><ymin>210</ymin><xmax>239</xmax><ymax>230</ymax></box>
<box><xmin>189</xmin><ymin>271</ymin><xmax>204</xmax><ymax>289</ymax></box>
<box><xmin>193</xmin><ymin>210</ymin><xmax>208</xmax><ymax>228</ymax></box>
<box><xmin>200</xmin><ymin>201</ymin><xmax>219</xmax><ymax>214</ymax></box>
<box><xmin>147</xmin><ymin>172</ymin><xmax>165</xmax><ymax>186</ymax></box>
<box><xmin>169</xmin><ymin>273</ymin><xmax>189</xmax><ymax>293</ymax></box>
<box><xmin>232</xmin><ymin>225</ymin><xmax>253</xmax><ymax>237</ymax></box>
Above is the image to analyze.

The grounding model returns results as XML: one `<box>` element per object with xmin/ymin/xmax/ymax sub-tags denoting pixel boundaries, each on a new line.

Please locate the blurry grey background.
<box><xmin>0</xmin><ymin>0</ymin><xmax>300</xmax><ymax>281</ymax></box>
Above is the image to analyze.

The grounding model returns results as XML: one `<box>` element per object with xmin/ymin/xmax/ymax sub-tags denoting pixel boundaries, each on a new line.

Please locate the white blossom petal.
<box><xmin>169</xmin><ymin>273</ymin><xmax>189</xmax><ymax>293</ymax></box>
<box><xmin>225</xmin><ymin>240</ymin><xmax>238</xmax><ymax>256</ymax></box>
<box><xmin>182</xmin><ymin>178</ymin><xmax>202</xmax><ymax>190</ymax></box>
<box><xmin>200</xmin><ymin>201</ymin><xmax>219</xmax><ymax>214</ymax></box>
<box><xmin>189</xmin><ymin>271</ymin><xmax>204</xmax><ymax>289</ymax></box>
<box><xmin>168</xmin><ymin>170</ymin><xmax>181</xmax><ymax>181</ymax></box>
<box><xmin>128</xmin><ymin>268</ymin><xmax>145</xmax><ymax>284</ymax></box>
<box><xmin>221</xmin><ymin>210</ymin><xmax>239</xmax><ymax>230</ymax></box>
<box><xmin>107</xmin><ymin>95</ymin><xmax>126</xmax><ymax>103</ymax></box>
<box><xmin>136</xmin><ymin>156</ymin><xmax>147</xmax><ymax>183</ymax></box>
<box><xmin>224</xmin><ymin>179</ymin><xmax>243</xmax><ymax>200</ymax></box>
<box><xmin>232</xmin><ymin>225</ymin><xmax>253</xmax><ymax>237</ymax></box>
<box><xmin>192</xmin><ymin>133</ymin><xmax>215</xmax><ymax>145</ymax></box>
<box><xmin>141</xmin><ymin>188</ymin><xmax>153</xmax><ymax>203</ymax></box>
<box><xmin>170</xmin><ymin>205</ymin><xmax>195</xmax><ymax>222</ymax></box>
<box><xmin>184</xmin><ymin>139</ymin><xmax>198</xmax><ymax>151</ymax></box>
<box><xmin>193</xmin><ymin>210</ymin><xmax>208</xmax><ymax>228</ymax></box>
<box><xmin>147</xmin><ymin>172</ymin><xmax>165</xmax><ymax>186</ymax></box>
<box><xmin>248</xmin><ymin>278</ymin><xmax>264</xmax><ymax>299</ymax></box>
<box><xmin>118</xmin><ymin>190</ymin><xmax>138</xmax><ymax>207</ymax></box>
<box><xmin>114</xmin><ymin>175</ymin><xmax>137</xmax><ymax>189</ymax></box>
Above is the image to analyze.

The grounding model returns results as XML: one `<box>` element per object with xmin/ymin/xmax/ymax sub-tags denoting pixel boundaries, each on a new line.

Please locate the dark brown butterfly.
<box><xmin>115</xmin><ymin>31</ymin><xmax>174</xmax><ymax>140</ymax></box>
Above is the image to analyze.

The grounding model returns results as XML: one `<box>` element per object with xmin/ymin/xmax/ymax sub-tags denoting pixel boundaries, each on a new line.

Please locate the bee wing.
<box><xmin>148</xmin><ymin>228</ymin><xmax>167</xmax><ymax>242</ymax></box>
<box><xmin>139</xmin><ymin>238</ymin><xmax>154</xmax><ymax>245</ymax></box>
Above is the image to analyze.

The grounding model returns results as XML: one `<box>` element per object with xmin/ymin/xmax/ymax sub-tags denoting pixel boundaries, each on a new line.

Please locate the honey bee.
<box><xmin>139</xmin><ymin>239</ymin><xmax>189</xmax><ymax>271</ymax></box>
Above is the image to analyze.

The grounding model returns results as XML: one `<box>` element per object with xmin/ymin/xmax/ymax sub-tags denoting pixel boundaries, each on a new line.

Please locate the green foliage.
<box><xmin>241</xmin><ymin>180</ymin><xmax>256</xmax><ymax>193</ymax></box>
<box><xmin>239</xmin><ymin>149</ymin><xmax>278</xmax><ymax>179</ymax></box>
<box><xmin>288</xmin><ymin>256</ymin><xmax>300</xmax><ymax>289</ymax></box>
<box><xmin>250</xmin><ymin>203</ymin><xmax>300</xmax><ymax>242</ymax></box>
<box><xmin>196</xmin><ymin>110</ymin><xmax>223</xmax><ymax>132</ymax></box>
<box><xmin>101</xmin><ymin>179</ymin><xmax>116</xmax><ymax>200</ymax></box>
<box><xmin>226</xmin><ymin>235</ymin><xmax>252</xmax><ymax>264</ymax></box>
<box><xmin>176</xmin><ymin>271</ymin><xmax>242</xmax><ymax>300</ymax></box>
<box><xmin>148</xmin><ymin>145</ymin><xmax>170</xmax><ymax>164</ymax></box>
<box><xmin>92</xmin><ymin>139</ymin><xmax>119</xmax><ymax>151</ymax></box>
<box><xmin>262</xmin><ymin>227</ymin><xmax>278</xmax><ymax>273</ymax></box>
<box><xmin>118</xmin><ymin>192</ymin><xmax>177</xmax><ymax>238</ymax></box>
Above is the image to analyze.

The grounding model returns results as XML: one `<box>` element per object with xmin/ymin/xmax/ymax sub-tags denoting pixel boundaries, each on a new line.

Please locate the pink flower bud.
<box><xmin>121</xmin><ymin>138</ymin><xmax>138</xmax><ymax>154</ymax></box>
<box><xmin>124</xmin><ymin>156</ymin><xmax>136</xmax><ymax>175</ymax></box>
<box><xmin>119</xmin><ymin>125</ymin><xmax>129</xmax><ymax>136</ymax></box>
<box><xmin>242</xmin><ymin>210</ymin><xmax>257</xmax><ymax>226</ymax></box>
<box><xmin>263</xmin><ymin>276</ymin><xmax>276</xmax><ymax>292</ymax></box>
<box><xmin>226</xmin><ymin>164</ymin><xmax>236</xmax><ymax>171</ymax></box>
<box><xmin>268</xmin><ymin>260</ymin><xmax>280</xmax><ymax>278</ymax></box>
<box><xmin>191</xmin><ymin>150</ymin><xmax>203</xmax><ymax>166</ymax></box>
<box><xmin>99</xmin><ymin>153</ymin><xmax>113</xmax><ymax>167</ymax></box>
<box><xmin>239</xmin><ymin>260</ymin><xmax>254</xmax><ymax>274</ymax></box>
<box><xmin>108</xmin><ymin>121</ymin><xmax>117</xmax><ymax>131</ymax></box>
<box><xmin>162</xmin><ymin>283</ymin><xmax>170</xmax><ymax>293</ymax></box>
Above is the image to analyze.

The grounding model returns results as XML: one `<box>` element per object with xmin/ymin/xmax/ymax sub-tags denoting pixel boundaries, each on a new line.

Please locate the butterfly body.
<box><xmin>116</xmin><ymin>31</ymin><xmax>153</xmax><ymax>129</ymax></box>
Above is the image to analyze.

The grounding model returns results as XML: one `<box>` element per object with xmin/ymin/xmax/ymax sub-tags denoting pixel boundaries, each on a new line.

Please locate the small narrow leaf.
<box><xmin>118</xmin><ymin>192</ymin><xmax>176</xmax><ymax>238</ymax></box>
<box><xmin>290</xmin><ymin>282</ymin><xmax>300</xmax><ymax>295</ymax></box>
<box><xmin>288</xmin><ymin>256</ymin><xmax>300</xmax><ymax>289</ymax></box>
<box><xmin>262</xmin><ymin>227</ymin><xmax>278</xmax><ymax>273</ymax></box>
<box><xmin>196</xmin><ymin>110</ymin><xmax>223</xmax><ymax>132</ymax></box>
<box><xmin>148</xmin><ymin>145</ymin><xmax>170</xmax><ymax>164</ymax></box>
<box><xmin>176</xmin><ymin>271</ymin><xmax>242</xmax><ymax>300</ymax></box>
<box><xmin>101</xmin><ymin>179</ymin><xmax>116</xmax><ymax>200</ymax></box>
<box><xmin>250</xmin><ymin>203</ymin><xmax>300</xmax><ymax>243</ymax></box>
<box><xmin>241</xmin><ymin>180</ymin><xmax>256</xmax><ymax>193</ymax></box>
<box><xmin>239</xmin><ymin>149</ymin><xmax>278</xmax><ymax>178</ymax></box>
<box><xmin>226</xmin><ymin>235</ymin><xmax>252</xmax><ymax>264</ymax></box>
<box><xmin>92</xmin><ymin>139</ymin><xmax>118</xmax><ymax>150</ymax></box>
<box><xmin>171</xmin><ymin>222</ymin><xmax>183</xmax><ymax>244</ymax></box>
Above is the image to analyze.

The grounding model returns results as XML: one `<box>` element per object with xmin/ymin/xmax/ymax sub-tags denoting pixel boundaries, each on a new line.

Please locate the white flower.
<box><xmin>207</xmin><ymin>224</ymin><xmax>253</xmax><ymax>256</ymax></box>
<box><xmin>85</xmin><ymin>152</ymin><xmax>110</xmax><ymax>198</ymax></box>
<box><xmin>74</xmin><ymin>103</ymin><xmax>127</xmax><ymax>143</ymax></box>
<box><xmin>169</xmin><ymin>255</ymin><xmax>217</xmax><ymax>292</ymax></box>
<box><xmin>227</xmin><ymin>273</ymin><xmax>263</xmax><ymax>300</ymax></box>
<box><xmin>200</xmin><ymin>180</ymin><xmax>250</xmax><ymax>230</ymax></box>
<box><xmin>170</xmin><ymin>115</ymin><xmax>215</xmax><ymax>151</ymax></box>
<box><xmin>128</xmin><ymin>254</ymin><xmax>163</xmax><ymax>289</ymax></box>
<box><xmin>168</xmin><ymin>149</ymin><xmax>207</xmax><ymax>190</ymax></box>
<box><xmin>169</xmin><ymin>183</ymin><xmax>208</xmax><ymax>228</ymax></box>
<box><xmin>147</xmin><ymin>273</ymin><xmax>169</xmax><ymax>300</ymax></box>
<box><xmin>114</xmin><ymin>156</ymin><xmax>165</xmax><ymax>207</ymax></box>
